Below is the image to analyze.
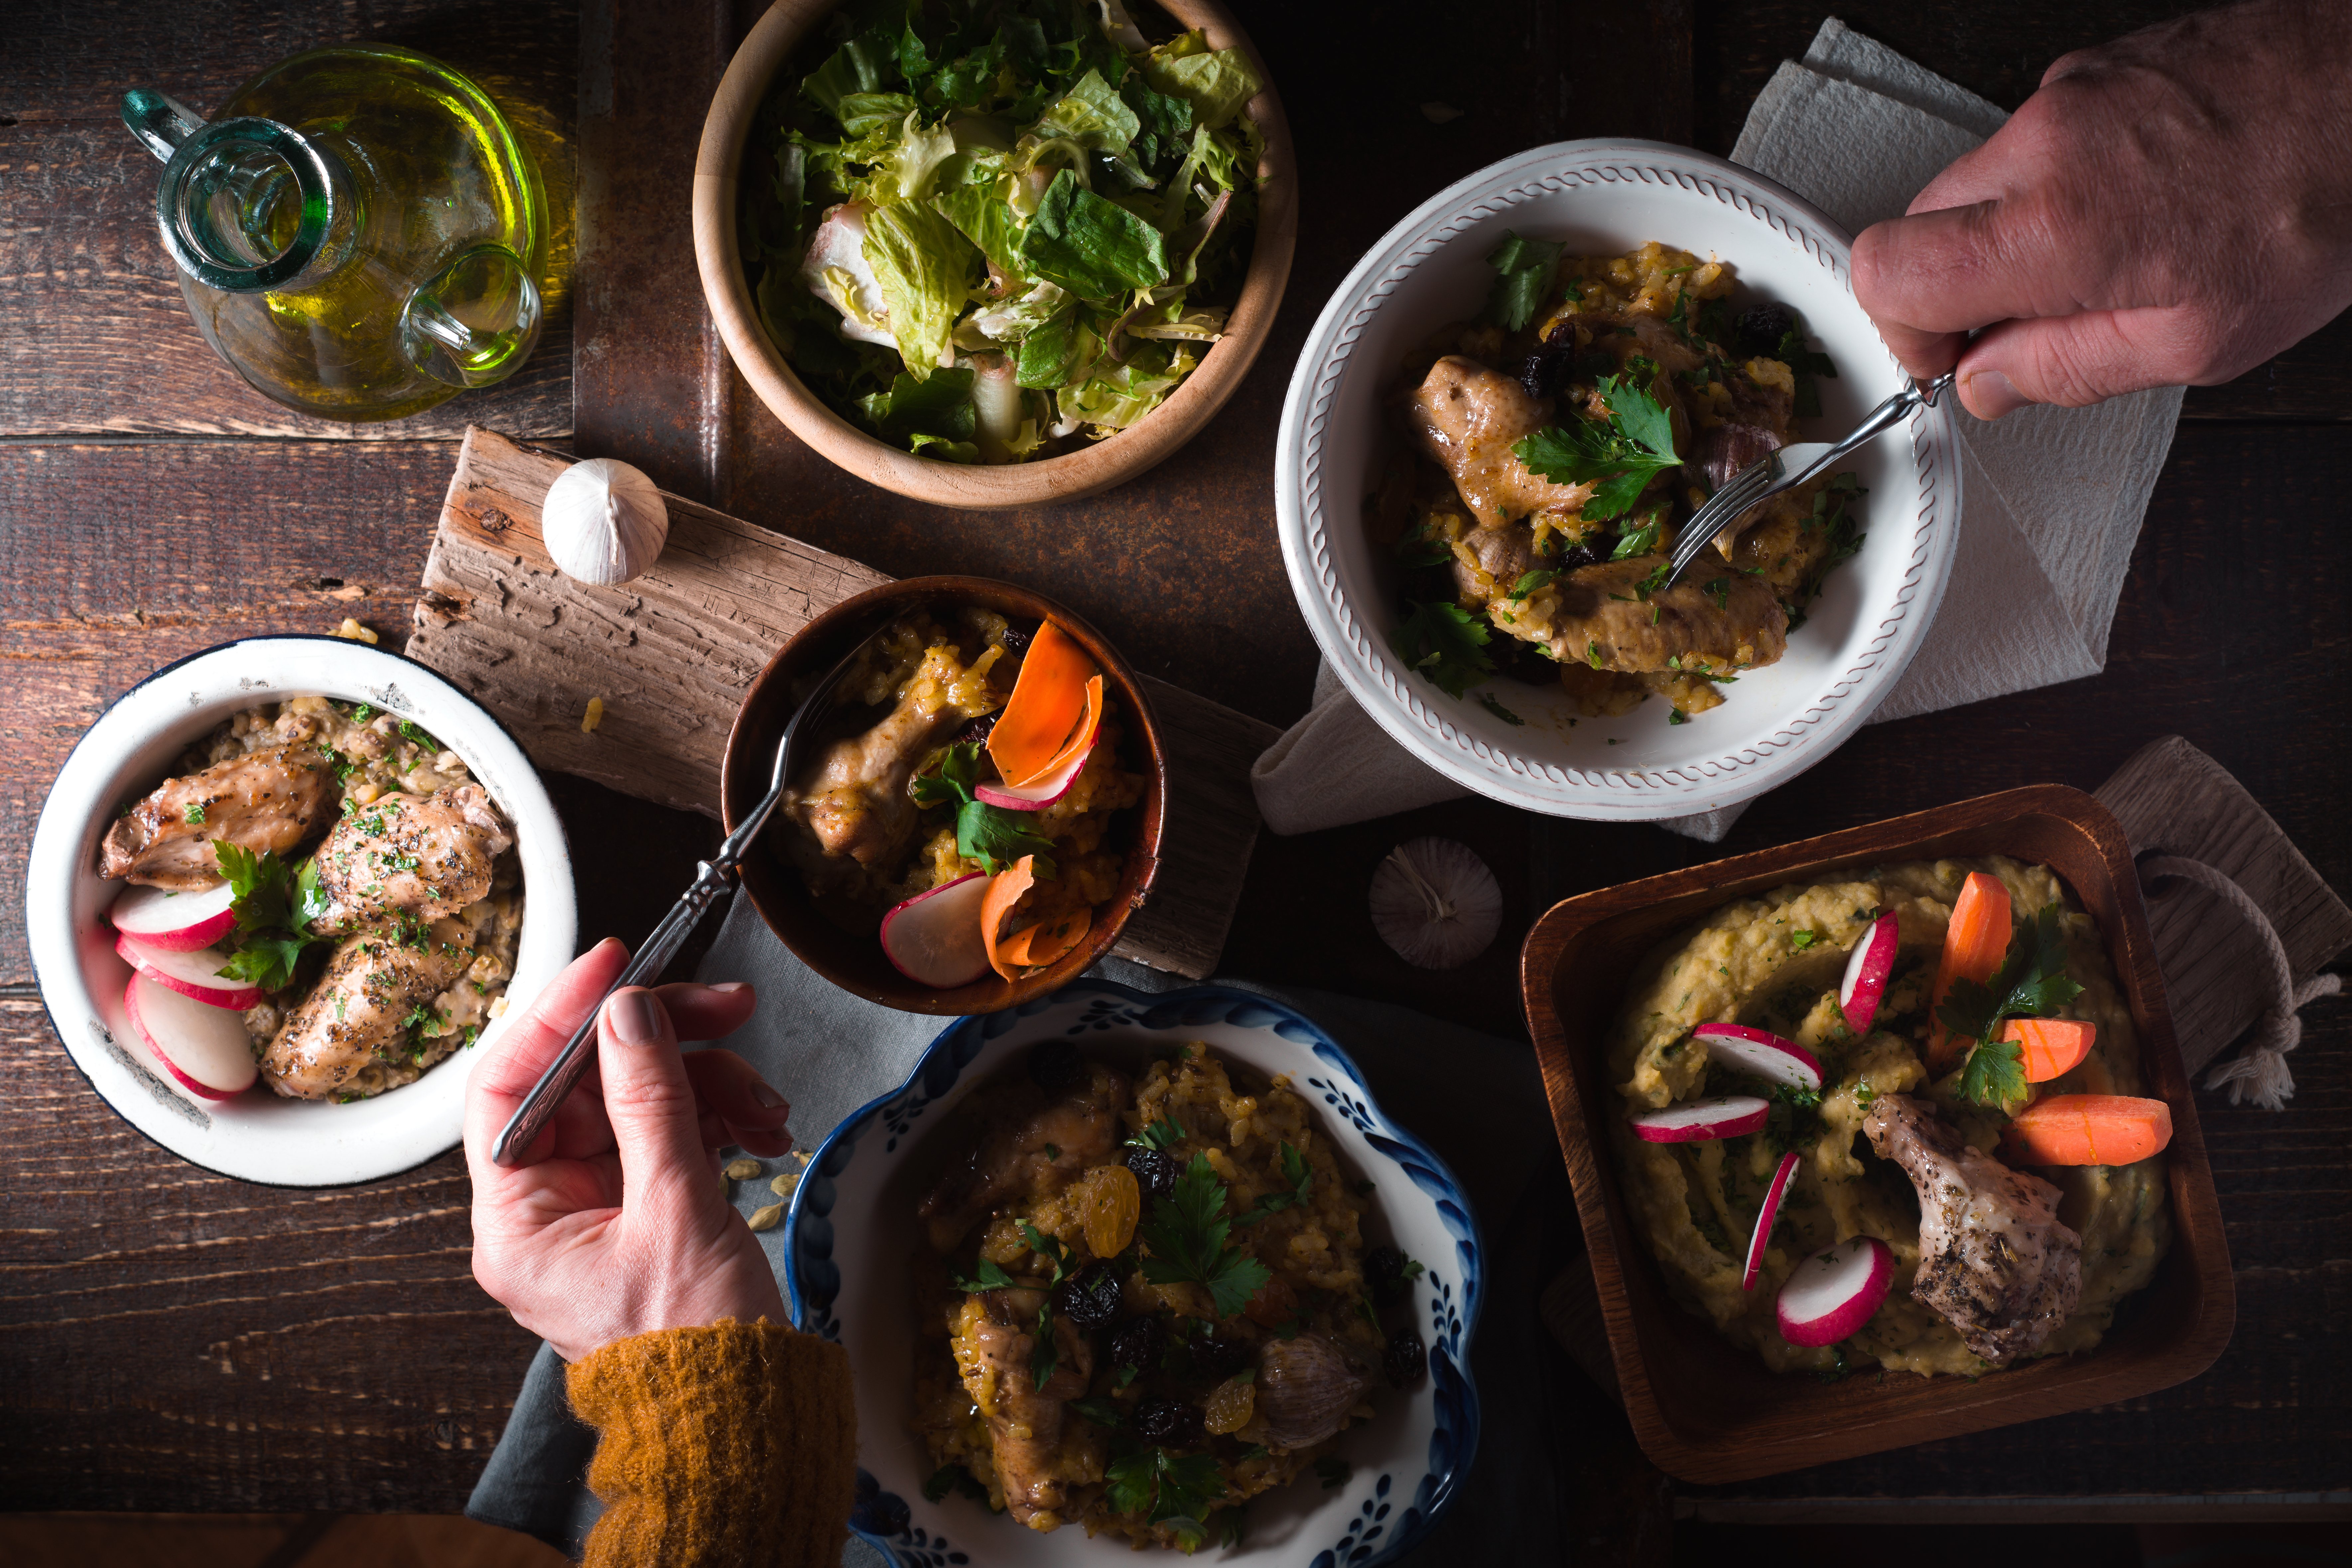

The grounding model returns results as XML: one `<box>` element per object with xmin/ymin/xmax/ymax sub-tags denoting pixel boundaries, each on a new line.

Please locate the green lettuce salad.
<box><xmin>740</xmin><ymin>0</ymin><xmax>1265</xmax><ymax>463</ymax></box>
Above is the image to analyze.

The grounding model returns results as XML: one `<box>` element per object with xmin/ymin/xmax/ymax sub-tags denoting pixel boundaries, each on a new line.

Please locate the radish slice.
<box><xmin>123</xmin><ymin>973</ymin><xmax>257</xmax><ymax>1100</ymax></box>
<box><xmin>1693</xmin><ymin>1023</ymin><xmax>1822</xmax><ymax>1092</ymax></box>
<box><xmin>878</xmin><ymin>874</ymin><xmax>993</xmax><ymax>988</ymax></box>
<box><xmin>973</xmin><ymin>740</ymin><xmax>1092</xmax><ymax>811</ymax></box>
<box><xmin>114</xmin><ymin>931</ymin><xmax>262</xmax><ymax>1010</ymax></box>
<box><xmin>1628</xmin><ymin>1095</ymin><xmax>1770</xmax><ymax>1144</ymax></box>
<box><xmin>1743</xmin><ymin>1150</ymin><xmax>1802</xmax><ymax>1290</ymax></box>
<box><xmin>1838</xmin><ymin>911</ymin><xmax>1901</xmax><ymax>1035</ymax></box>
<box><xmin>108</xmin><ymin>881</ymin><xmax>239</xmax><ymax>953</ymax></box>
<box><xmin>1775</xmin><ymin>1236</ymin><xmax>1894</xmax><ymax>1347</ymax></box>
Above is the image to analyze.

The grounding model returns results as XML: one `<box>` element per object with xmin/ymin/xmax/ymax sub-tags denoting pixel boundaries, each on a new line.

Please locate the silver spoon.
<box><xmin>490</xmin><ymin>617</ymin><xmax>890</xmax><ymax>1168</ymax></box>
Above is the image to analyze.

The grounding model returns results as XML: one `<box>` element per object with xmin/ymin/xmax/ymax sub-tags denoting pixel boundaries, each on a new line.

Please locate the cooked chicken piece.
<box><xmin>99</xmin><ymin>745</ymin><xmax>332</xmax><ymax>890</ymax></box>
<box><xmin>306</xmin><ymin>783</ymin><xmax>513</xmax><ymax>934</ymax></box>
<box><xmin>260</xmin><ymin>919</ymin><xmax>475</xmax><ymax>1100</ymax></box>
<box><xmin>1511</xmin><ymin>557</ymin><xmax>1787</xmax><ymax>674</ymax></box>
<box><xmin>785</xmin><ymin>643</ymin><xmax>996</xmax><ymax>870</ymax></box>
<box><xmin>918</xmin><ymin>1061</ymin><xmax>1131</xmax><ymax>1252</ymax></box>
<box><xmin>1865</xmin><ymin>1095</ymin><xmax>2084</xmax><ymax>1366</ymax></box>
<box><xmin>1408</xmin><ymin>356</ymin><xmax>1597</xmax><ymax>529</ymax></box>
<box><xmin>951</xmin><ymin>1289</ymin><xmax>1101</xmax><ymax>1528</ymax></box>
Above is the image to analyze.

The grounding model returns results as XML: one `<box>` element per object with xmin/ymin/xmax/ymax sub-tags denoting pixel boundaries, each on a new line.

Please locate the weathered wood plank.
<box><xmin>405</xmin><ymin>429</ymin><xmax>1279</xmax><ymax>979</ymax></box>
<box><xmin>1695</xmin><ymin>1</ymin><xmax>2352</xmax><ymax>423</ymax></box>
<box><xmin>0</xmin><ymin>998</ymin><xmax>535</xmax><ymax>1514</ymax></box>
<box><xmin>0</xmin><ymin>0</ymin><xmax>579</xmax><ymax>440</ymax></box>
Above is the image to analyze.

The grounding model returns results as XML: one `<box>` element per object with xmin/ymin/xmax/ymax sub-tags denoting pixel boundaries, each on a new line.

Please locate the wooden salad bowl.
<box><xmin>722</xmin><ymin>575</ymin><xmax>1167</xmax><ymax>1015</ymax></box>
<box><xmin>1522</xmin><ymin>785</ymin><xmax>2235</xmax><ymax>1483</ymax></box>
<box><xmin>692</xmin><ymin>0</ymin><xmax>1298</xmax><ymax>509</ymax></box>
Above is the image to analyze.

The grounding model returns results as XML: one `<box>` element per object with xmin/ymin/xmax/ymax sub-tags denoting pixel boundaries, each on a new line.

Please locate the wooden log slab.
<box><xmin>406</xmin><ymin>427</ymin><xmax>1277</xmax><ymax>979</ymax></box>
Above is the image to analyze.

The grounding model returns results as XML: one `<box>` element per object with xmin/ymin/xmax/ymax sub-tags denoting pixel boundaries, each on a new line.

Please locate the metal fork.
<box><xmin>490</xmin><ymin>614</ymin><xmax>891</xmax><ymax>1168</ymax></box>
<box><xmin>1661</xmin><ymin>371</ymin><xmax>1956</xmax><ymax>589</ymax></box>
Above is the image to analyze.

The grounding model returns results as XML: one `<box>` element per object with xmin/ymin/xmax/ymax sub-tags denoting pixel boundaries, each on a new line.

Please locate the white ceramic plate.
<box><xmin>786</xmin><ymin>981</ymin><xmax>1481</xmax><ymax>1567</ymax></box>
<box><xmin>22</xmin><ymin>636</ymin><xmax>577</xmax><ymax>1186</ymax></box>
<box><xmin>1276</xmin><ymin>139</ymin><xmax>1962</xmax><ymax>820</ymax></box>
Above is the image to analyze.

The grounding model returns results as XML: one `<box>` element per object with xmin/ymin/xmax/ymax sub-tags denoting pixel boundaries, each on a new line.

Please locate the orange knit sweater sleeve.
<box><xmin>565</xmin><ymin>1318</ymin><xmax>855</xmax><ymax>1568</ymax></box>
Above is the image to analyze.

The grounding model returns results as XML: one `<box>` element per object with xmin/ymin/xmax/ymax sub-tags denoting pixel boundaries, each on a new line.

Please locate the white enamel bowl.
<box><xmin>1276</xmin><ymin>139</ymin><xmax>1962</xmax><ymax>820</ymax></box>
<box><xmin>785</xmin><ymin>980</ymin><xmax>1482</xmax><ymax>1566</ymax></box>
<box><xmin>23</xmin><ymin>636</ymin><xmax>577</xmax><ymax>1186</ymax></box>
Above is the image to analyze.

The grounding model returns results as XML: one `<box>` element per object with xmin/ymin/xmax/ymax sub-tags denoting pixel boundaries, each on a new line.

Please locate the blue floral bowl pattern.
<box><xmin>784</xmin><ymin>980</ymin><xmax>1485</xmax><ymax>1567</ymax></box>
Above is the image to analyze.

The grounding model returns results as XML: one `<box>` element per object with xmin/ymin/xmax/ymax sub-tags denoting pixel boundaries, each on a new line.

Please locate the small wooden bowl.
<box><xmin>693</xmin><ymin>0</ymin><xmax>1298</xmax><ymax>509</ymax></box>
<box><xmin>1522</xmin><ymin>785</ymin><xmax>2235</xmax><ymax>1484</ymax></box>
<box><xmin>723</xmin><ymin>576</ymin><xmax>1166</xmax><ymax>1014</ymax></box>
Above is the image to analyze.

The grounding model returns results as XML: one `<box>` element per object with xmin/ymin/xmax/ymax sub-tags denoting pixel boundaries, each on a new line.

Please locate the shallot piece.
<box><xmin>1254</xmin><ymin>1332</ymin><xmax>1371</xmax><ymax>1450</ymax></box>
<box><xmin>1369</xmin><ymin>837</ymin><xmax>1502</xmax><ymax>969</ymax></box>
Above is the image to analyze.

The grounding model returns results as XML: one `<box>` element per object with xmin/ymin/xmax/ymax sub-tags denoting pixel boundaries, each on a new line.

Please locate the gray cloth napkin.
<box><xmin>1249</xmin><ymin>17</ymin><xmax>2183</xmax><ymax>845</ymax></box>
<box><xmin>469</xmin><ymin>892</ymin><xmax>1564</xmax><ymax>1564</ymax></box>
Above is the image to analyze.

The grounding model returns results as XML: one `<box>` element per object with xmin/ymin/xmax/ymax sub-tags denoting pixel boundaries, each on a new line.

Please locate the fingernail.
<box><xmin>606</xmin><ymin>989</ymin><xmax>665</xmax><ymax>1045</ymax></box>
<box><xmin>752</xmin><ymin>1081</ymin><xmax>787</xmax><ymax>1110</ymax></box>
<box><xmin>712</xmin><ymin>981</ymin><xmax>752</xmax><ymax>994</ymax></box>
<box><xmin>1964</xmin><ymin>368</ymin><xmax>2028</xmax><ymax>420</ymax></box>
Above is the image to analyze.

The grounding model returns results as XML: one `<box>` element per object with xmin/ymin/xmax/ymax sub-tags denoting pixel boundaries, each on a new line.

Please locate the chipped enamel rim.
<box><xmin>1274</xmin><ymin>140</ymin><xmax>1960</xmax><ymax>819</ymax></box>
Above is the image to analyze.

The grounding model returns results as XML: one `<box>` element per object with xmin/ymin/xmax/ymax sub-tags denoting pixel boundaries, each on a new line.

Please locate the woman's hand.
<box><xmin>1851</xmin><ymin>0</ymin><xmax>2352</xmax><ymax>420</ymax></box>
<box><xmin>465</xmin><ymin>938</ymin><xmax>794</xmax><ymax>1362</ymax></box>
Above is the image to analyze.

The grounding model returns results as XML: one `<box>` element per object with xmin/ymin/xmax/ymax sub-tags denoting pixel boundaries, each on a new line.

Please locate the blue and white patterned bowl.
<box><xmin>784</xmin><ymin>980</ymin><xmax>1484</xmax><ymax>1568</ymax></box>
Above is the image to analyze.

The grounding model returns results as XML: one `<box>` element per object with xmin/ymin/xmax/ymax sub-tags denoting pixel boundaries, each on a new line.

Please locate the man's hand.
<box><xmin>465</xmin><ymin>938</ymin><xmax>794</xmax><ymax>1362</ymax></box>
<box><xmin>1851</xmin><ymin>0</ymin><xmax>2352</xmax><ymax>420</ymax></box>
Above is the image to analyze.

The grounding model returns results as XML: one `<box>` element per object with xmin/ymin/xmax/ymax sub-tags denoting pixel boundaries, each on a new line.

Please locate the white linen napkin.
<box><xmin>1250</xmin><ymin>18</ymin><xmax>2183</xmax><ymax>843</ymax></box>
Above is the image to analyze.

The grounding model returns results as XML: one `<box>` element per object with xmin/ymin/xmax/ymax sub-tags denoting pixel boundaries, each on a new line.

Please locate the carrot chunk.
<box><xmin>980</xmin><ymin>855</ymin><xmax>1038</xmax><ymax>980</ymax></box>
<box><xmin>2003</xmin><ymin>1017</ymin><xmax>2097</xmax><ymax>1083</ymax></box>
<box><xmin>2003</xmin><ymin>1094</ymin><xmax>2172</xmax><ymax>1166</ymax></box>
<box><xmin>1927</xmin><ymin>871</ymin><xmax>2014</xmax><ymax>1071</ymax></box>
<box><xmin>999</xmin><ymin>904</ymin><xmax>1092</xmax><ymax>971</ymax></box>
<box><xmin>987</xmin><ymin>622</ymin><xmax>1102</xmax><ymax>787</ymax></box>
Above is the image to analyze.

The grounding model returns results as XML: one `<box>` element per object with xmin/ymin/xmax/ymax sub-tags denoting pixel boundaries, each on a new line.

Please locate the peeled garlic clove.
<box><xmin>1369</xmin><ymin>836</ymin><xmax>1502</xmax><ymax>969</ymax></box>
<box><xmin>1254</xmin><ymin>1333</ymin><xmax>1370</xmax><ymax>1449</ymax></box>
<box><xmin>542</xmin><ymin>457</ymin><xmax>668</xmax><ymax>586</ymax></box>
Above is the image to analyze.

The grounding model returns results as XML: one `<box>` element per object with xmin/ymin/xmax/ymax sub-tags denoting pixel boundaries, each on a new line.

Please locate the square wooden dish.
<box><xmin>1522</xmin><ymin>784</ymin><xmax>2235</xmax><ymax>1483</ymax></box>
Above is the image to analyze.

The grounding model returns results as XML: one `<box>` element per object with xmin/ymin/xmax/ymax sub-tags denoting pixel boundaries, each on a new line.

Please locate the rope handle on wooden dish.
<box><xmin>2140</xmin><ymin>854</ymin><xmax>2346</xmax><ymax>1111</ymax></box>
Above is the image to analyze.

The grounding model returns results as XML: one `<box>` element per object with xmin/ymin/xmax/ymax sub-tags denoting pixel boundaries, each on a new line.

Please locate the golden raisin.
<box><xmin>1203</xmin><ymin>1377</ymin><xmax>1255</xmax><ymax>1435</ymax></box>
<box><xmin>1081</xmin><ymin>1164</ymin><xmax>1141</xmax><ymax>1258</ymax></box>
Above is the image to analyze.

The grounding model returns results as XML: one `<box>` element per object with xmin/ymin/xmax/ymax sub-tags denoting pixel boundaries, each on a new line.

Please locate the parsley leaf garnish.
<box><xmin>1316</xmin><ymin>1456</ymin><xmax>1353</xmax><ymax>1489</ymax></box>
<box><xmin>1393</xmin><ymin>523</ymin><xmax>1453</xmax><ymax>570</ymax></box>
<box><xmin>1136</xmin><ymin>1153</ymin><xmax>1274</xmax><ymax>1318</ymax></box>
<box><xmin>1776</xmin><ymin>325</ymin><xmax>1839</xmax><ymax>418</ymax></box>
<box><xmin>210</xmin><ymin>843</ymin><xmax>332</xmax><ymax>991</ymax></box>
<box><xmin>1941</xmin><ymin>903</ymin><xmax>2086</xmax><ymax>1108</ymax></box>
<box><xmin>1068</xmin><ymin>1395</ymin><xmax>1125</xmax><ymax>1428</ymax></box>
<box><xmin>1019</xmin><ymin>1221</ymin><xmax>1074</xmax><ymax>1285</ymax></box>
<box><xmin>1481</xmin><ymin>230</ymin><xmax>1564</xmax><ymax>332</ymax></box>
<box><xmin>1030</xmin><ymin>1301</ymin><xmax>1059</xmax><ymax>1391</ymax></box>
<box><xmin>1611</xmin><ymin>514</ymin><xmax>1663</xmax><ymax>560</ymax></box>
<box><xmin>1126</xmin><ymin>1117</ymin><xmax>1185</xmax><ymax>1152</ymax></box>
<box><xmin>1233</xmin><ymin>1142</ymin><xmax>1312</xmax><ymax>1226</ymax></box>
<box><xmin>910</xmin><ymin>741</ymin><xmax>1057</xmax><ymax>877</ymax></box>
<box><xmin>1389</xmin><ymin>600</ymin><xmax>1495</xmax><ymax>699</ymax></box>
<box><xmin>1506</xmin><ymin>569</ymin><xmax>1556</xmax><ymax>600</ymax></box>
<box><xmin>1513</xmin><ymin>373</ymin><xmax>1682</xmax><ymax>522</ymax></box>
<box><xmin>951</xmin><ymin>1257</ymin><xmax>1015</xmax><ymax>1293</ymax></box>
<box><xmin>1478</xmin><ymin>694</ymin><xmax>1525</xmax><ymax>726</ymax></box>
<box><xmin>1106</xmin><ymin>1440</ymin><xmax>1226</xmax><ymax>1546</ymax></box>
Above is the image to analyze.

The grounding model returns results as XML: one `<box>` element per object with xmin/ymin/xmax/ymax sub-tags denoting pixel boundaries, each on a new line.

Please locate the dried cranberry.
<box><xmin>1027</xmin><ymin>1041</ymin><xmax>1084</xmax><ymax>1097</ymax></box>
<box><xmin>1124</xmin><ymin>1145</ymin><xmax>1180</xmax><ymax>1201</ymax></box>
<box><xmin>1110</xmin><ymin>1315</ymin><xmax>1166</xmax><ymax>1375</ymax></box>
<box><xmin>1133</xmin><ymin>1397</ymin><xmax>1205</xmax><ymax>1447</ymax></box>
<box><xmin>999</xmin><ymin>623</ymin><xmax>1036</xmax><ymax>653</ymax></box>
<box><xmin>956</xmin><ymin>711</ymin><xmax>999</xmax><ymax>745</ymax></box>
<box><xmin>1383</xmin><ymin>1330</ymin><xmax>1425</xmax><ymax>1389</ymax></box>
<box><xmin>1056</xmin><ymin>1262</ymin><xmax>1123</xmax><ymax>1332</ymax></box>
<box><xmin>1189</xmin><ymin>1333</ymin><xmax>1251</xmax><ymax>1381</ymax></box>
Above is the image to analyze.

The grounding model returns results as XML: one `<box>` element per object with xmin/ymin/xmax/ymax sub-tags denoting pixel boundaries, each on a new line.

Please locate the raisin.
<box><xmin>1202</xmin><ymin>1377</ymin><xmax>1255</xmax><ymax>1435</ymax></box>
<box><xmin>1737</xmin><ymin>302</ymin><xmax>1797</xmax><ymax>359</ymax></box>
<box><xmin>1124</xmin><ymin>1145</ymin><xmax>1180</xmax><ymax>1201</ymax></box>
<box><xmin>1079</xmin><ymin>1164</ymin><xmax>1141</xmax><ymax>1257</ymax></box>
<box><xmin>1383</xmin><ymin>1329</ymin><xmax>1426</xmax><ymax>1389</ymax></box>
<box><xmin>1517</xmin><ymin>345</ymin><xmax>1577</xmax><ymax>402</ymax></box>
<box><xmin>1189</xmin><ymin>1333</ymin><xmax>1251</xmax><ymax>1380</ymax></box>
<box><xmin>1365</xmin><ymin>1245</ymin><xmax>1408</xmax><ymax>1306</ymax></box>
<box><xmin>1110</xmin><ymin>1315</ymin><xmax>1166</xmax><ymax>1375</ymax></box>
<box><xmin>1133</xmin><ymin>1397</ymin><xmax>1205</xmax><ymax>1447</ymax></box>
<box><xmin>1027</xmin><ymin>1041</ymin><xmax>1084</xmax><ymax>1097</ymax></box>
<box><xmin>1056</xmin><ymin>1262</ymin><xmax>1124</xmax><ymax>1332</ymax></box>
<box><xmin>956</xmin><ymin>712</ymin><xmax>998</xmax><ymax>746</ymax></box>
<box><xmin>1000</xmin><ymin>623</ymin><xmax>1036</xmax><ymax>653</ymax></box>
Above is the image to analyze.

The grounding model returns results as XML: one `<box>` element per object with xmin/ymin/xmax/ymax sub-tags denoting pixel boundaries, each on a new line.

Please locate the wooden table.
<box><xmin>4</xmin><ymin>0</ymin><xmax>2345</xmax><ymax>1535</ymax></box>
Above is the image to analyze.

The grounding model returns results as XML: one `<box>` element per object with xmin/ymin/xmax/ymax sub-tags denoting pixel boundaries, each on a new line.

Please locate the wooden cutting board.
<box><xmin>404</xmin><ymin>427</ymin><xmax>1280</xmax><ymax>979</ymax></box>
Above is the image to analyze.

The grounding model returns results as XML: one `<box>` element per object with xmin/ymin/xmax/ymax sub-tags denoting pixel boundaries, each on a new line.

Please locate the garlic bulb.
<box><xmin>542</xmin><ymin>457</ymin><xmax>668</xmax><ymax>586</ymax></box>
<box><xmin>1254</xmin><ymin>1333</ymin><xmax>1370</xmax><ymax>1449</ymax></box>
<box><xmin>1369</xmin><ymin>837</ymin><xmax>1503</xmax><ymax>969</ymax></box>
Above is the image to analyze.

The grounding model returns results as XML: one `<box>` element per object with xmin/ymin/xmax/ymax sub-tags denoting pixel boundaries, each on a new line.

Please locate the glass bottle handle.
<box><xmin>121</xmin><ymin>88</ymin><xmax>203</xmax><ymax>163</ymax></box>
<box><xmin>402</xmin><ymin>246</ymin><xmax>545</xmax><ymax>389</ymax></box>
